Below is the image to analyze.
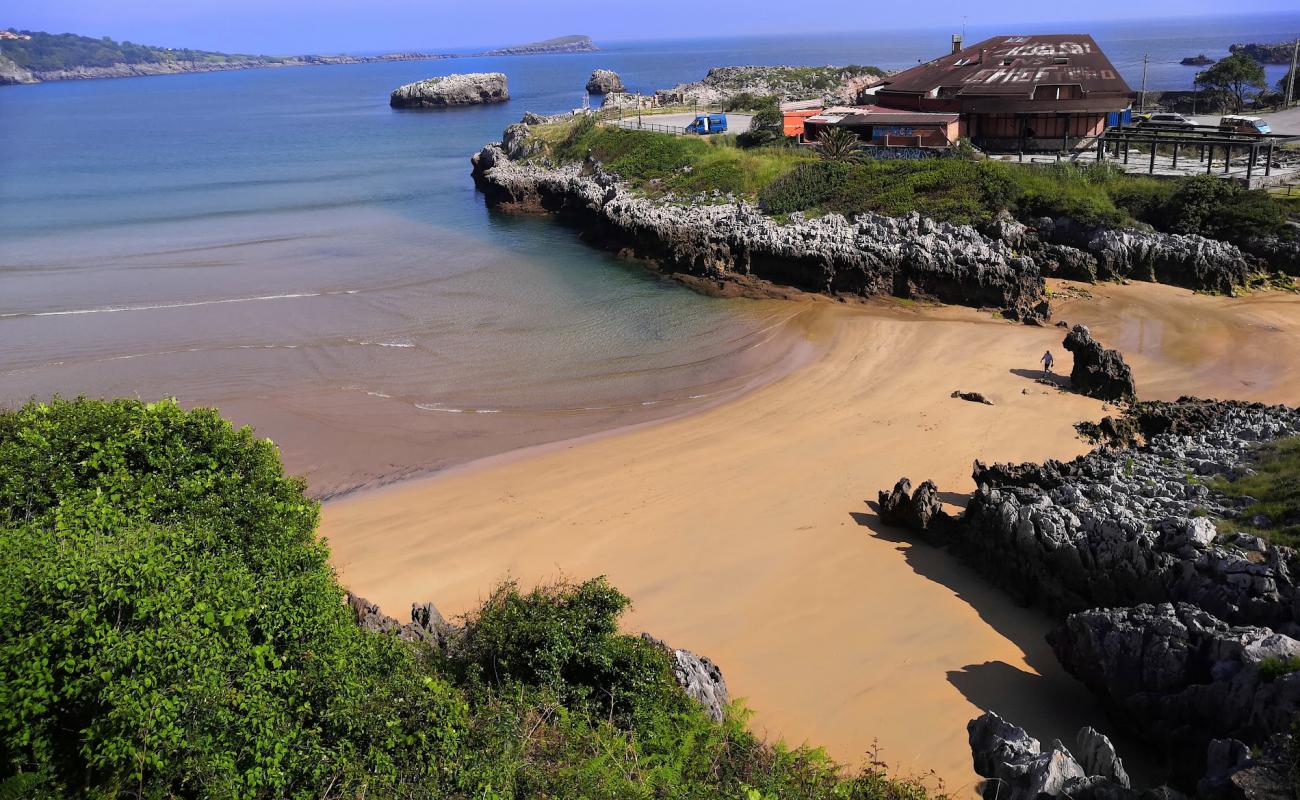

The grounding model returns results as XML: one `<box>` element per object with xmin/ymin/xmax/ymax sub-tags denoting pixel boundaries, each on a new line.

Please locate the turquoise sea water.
<box><xmin>1</xmin><ymin>14</ymin><xmax>1296</xmax><ymax>493</ymax></box>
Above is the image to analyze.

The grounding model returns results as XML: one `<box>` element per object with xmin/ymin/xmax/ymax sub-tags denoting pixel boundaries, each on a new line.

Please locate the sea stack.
<box><xmin>585</xmin><ymin>69</ymin><xmax>624</xmax><ymax>94</ymax></box>
<box><xmin>390</xmin><ymin>72</ymin><xmax>509</xmax><ymax>108</ymax></box>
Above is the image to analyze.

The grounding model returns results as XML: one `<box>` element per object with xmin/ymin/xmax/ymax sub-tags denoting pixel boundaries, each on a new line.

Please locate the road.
<box><xmin>606</xmin><ymin>111</ymin><xmax>754</xmax><ymax>135</ymax></box>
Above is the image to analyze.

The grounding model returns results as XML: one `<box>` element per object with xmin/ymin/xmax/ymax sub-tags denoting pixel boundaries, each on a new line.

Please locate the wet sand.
<box><xmin>321</xmin><ymin>285</ymin><xmax>1300</xmax><ymax>792</ymax></box>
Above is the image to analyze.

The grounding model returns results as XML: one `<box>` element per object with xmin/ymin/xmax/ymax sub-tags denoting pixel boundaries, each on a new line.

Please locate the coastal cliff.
<box><xmin>471</xmin><ymin>138</ymin><xmax>1050</xmax><ymax>320</ymax></box>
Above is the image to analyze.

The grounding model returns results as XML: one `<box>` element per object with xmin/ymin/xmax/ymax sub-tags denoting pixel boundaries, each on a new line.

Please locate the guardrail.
<box><xmin>599</xmin><ymin>118</ymin><xmax>691</xmax><ymax>136</ymax></box>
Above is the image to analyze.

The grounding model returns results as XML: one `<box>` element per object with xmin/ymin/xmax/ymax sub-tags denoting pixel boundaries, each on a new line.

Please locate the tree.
<box><xmin>1195</xmin><ymin>53</ymin><xmax>1267</xmax><ymax>111</ymax></box>
<box><xmin>817</xmin><ymin>126</ymin><xmax>863</xmax><ymax>162</ymax></box>
<box><xmin>737</xmin><ymin>102</ymin><xmax>784</xmax><ymax>148</ymax></box>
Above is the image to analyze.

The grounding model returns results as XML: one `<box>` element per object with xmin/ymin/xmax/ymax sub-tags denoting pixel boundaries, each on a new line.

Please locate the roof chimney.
<box><xmin>979</xmin><ymin>48</ymin><xmax>987</xmax><ymax>64</ymax></box>
<box><xmin>951</xmin><ymin>33</ymin><xmax>963</xmax><ymax>54</ymax></box>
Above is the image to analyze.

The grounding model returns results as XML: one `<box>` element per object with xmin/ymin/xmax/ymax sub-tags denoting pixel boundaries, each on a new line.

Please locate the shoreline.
<box><xmin>320</xmin><ymin>282</ymin><xmax>1300</xmax><ymax>791</ymax></box>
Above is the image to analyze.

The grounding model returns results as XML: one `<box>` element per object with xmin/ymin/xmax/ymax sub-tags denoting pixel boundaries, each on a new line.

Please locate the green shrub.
<box><xmin>1260</xmin><ymin>656</ymin><xmax>1300</xmax><ymax>683</ymax></box>
<box><xmin>0</xmin><ymin>398</ymin><xmax>468</xmax><ymax>798</ymax></box>
<box><xmin>1211</xmin><ymin>435</ymin><xmax>1300</xmax><ymax>547</ymax></box>
<box><xmin>759</xmin><ymin>161</ymin><xmax>853</xmax><ymax>213</ymax></box>
<box><xmin>724</xmin><ymin>93</ymin><xmax>778</xmax><ymax>112</ymax></box>
<box><xmin>738</xmin><ymin>105</ymin><xmax>785</xmax><ymax>149</ymax></box>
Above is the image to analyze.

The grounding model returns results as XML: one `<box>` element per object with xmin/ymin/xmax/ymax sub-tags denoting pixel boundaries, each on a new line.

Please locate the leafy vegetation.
<box><xmin>0</xmin><ymin>30</ymin><xmax>268</xmax><ymax>72</ymax></box>
<box><xmin>1210</xmin><ymin>435</ymin><xmax>1300</xmax><ymax>547</ymax></box>
<box><xmin>816</xmin><ymin>127</ymin><xmax>864</xmax><ymax>163</ymax></box>
<box><xmin>1195</xmin><ymin>53</ymin><xmax>1268</xmax><ymax>111</ymax></box>
<box><xmin>0</xmin><ymin>397</ymin><xmax>939</xmax><ymax>799</ymax></box>
<box><xmin>1259</xmin><ymin>656</ymin><xmax>1300</xmax><ymax>683</ymax></box>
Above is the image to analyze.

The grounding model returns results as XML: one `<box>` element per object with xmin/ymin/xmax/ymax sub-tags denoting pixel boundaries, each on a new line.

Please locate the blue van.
<box><xmin>686</xmin><ymin>113</ymin><xmax>727</xmax><ymax>134</ymax></box>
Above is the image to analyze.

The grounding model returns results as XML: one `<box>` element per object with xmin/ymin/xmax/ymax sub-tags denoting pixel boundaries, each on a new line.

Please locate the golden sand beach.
<box><xmin>321</xmin><ymin>283</ymin><xmax>1300</xmax><ymax>792</ymax></box>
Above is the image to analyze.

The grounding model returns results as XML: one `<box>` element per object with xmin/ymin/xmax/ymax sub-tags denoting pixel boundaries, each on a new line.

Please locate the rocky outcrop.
<box><xmin>655</xmin><ymin>65</ymin><xmax>886</xmax><ymax>105</ymax></box>
<box><xmin>984</xmin><ymin>216</ymin><xmax>1258</xmax><ymax>294</ymax></box>
<box><xmin>345</xmin><ymin>591</ymin><xmax>457</xmax><ymax>647</ymax></box>
<box><xmin>921</xmin><ymin>401</ymin><xmax>1300</xmax><ymax>630</ymax></box>
<box><xmin>471</xmin><ymin>140</ymin><xmax>1049</xmax><ymax>318</ymax></box>
<box><xmin>1228</xmin><ymin>43</ymin><xmax>1295</xmax><ymax>64</ymax></box>
<box><xmin>0</xmin><ymin>53</ymin><xmax>36</xmax><ymax>85</ymax></box>
<box><xmin>1242</xmin><ymin>237</ymin><xmax>1300</xmax><ymax>278</ymax></box>
<box><xmin>1050</xmin><ymin>603</ymin><xmax>1300</xmax><ymax>769</ymax></box>
<box><xmin>968</xmin><ymin>711</ymin><xmax>1138</xmax><ymax>800</ymax></box>
<box><xmin>877</xmin><ymin>477</ymin><xmax>950</xmax><ymax>535</ymax></box>
<box><xmin>641</xmin><ymin>634</ymin><xmax>730</xmax><ymax>721</ymax></box>
<box><xmin>1063</xmin><ymin>324</ymin><xmax>1137</xmax><ymax>402</ymax></box>
<box><xmin>585</xmin><ymin>69</ymin><xmax>624</xmax><ymax>94</ymax></box>
<box><xmin>391</xmin><ymin>72</ymin><xmax>508</xmax><ymax>108</ymax></box>
<box><xmin>952</xmin><ymin>390</ymin><xmax>994</xmax><ymax>405</ymax></box>
<box><xmin>1181</xmin><ymin>54</ymin><xmax>1215</xmax><ymax>66</ymax></box>
<box><xmin>1199</xmin><ymin>733</ymin><xmax>1297</xmax><ymax>800</ymax></box>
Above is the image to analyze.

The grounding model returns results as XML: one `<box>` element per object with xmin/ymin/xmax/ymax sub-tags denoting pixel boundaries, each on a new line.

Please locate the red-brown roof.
<box><xmin>879</xmin><ymin>34</ymin><xmax>1134</xmax><ymax>102</ymax></box>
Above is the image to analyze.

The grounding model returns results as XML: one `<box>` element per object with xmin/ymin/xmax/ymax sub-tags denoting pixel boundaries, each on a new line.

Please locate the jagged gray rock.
<box><xmin>345</xmin><ymin>592</ymin><xmax>457</xmax><ymax>647</ymax></box>
<box><xmin>1049</xmin><ymin>603</ymin><xmax>1300</xmax><ymax>764</ymax></box>
<box><xmin>390</xmin><ymin>72</ymin><xmax>508</xmax><ymax>108</ymax></box>
<box><xmin>877</xmin><ymin>477</ymin><xmax>948</xmax><ymax>534</ymax></box>
<box><xmin>1063</xmin><ymin>324</ymin><xmax>1137</xmax><ymax>402</ymax></box>
<box><xmin>968</xmin><ymin>711</ymin><xmax>1140</xmax><ymax>800</ymax></box>
<box><xmin>585</xmin><ymin>69</ymin><xmax>624</xmax><ymax>94</ymax></box>
<box><xmin>928</xmin><ymin>400</ymin><xmax>1300</xmax><ymax>633</ymax></box>
<box><xmin>952</xmin><ymin>390</ymin><xmax>994</xmax><ymax>405</ymax></box>
<box><xmin>471</xmin><ymin>140</ymin><xmax>1049</xmax><ymax>318</ymax></box>
<box><xmin>641</xmin><ymin>634</ymin><xmax>730</xmax><ymax>721</ymax></box>
<box><xmin>1029</xmin><ymin>217</ymin><xmax>1256</xmax><ymax>294</ymax></box>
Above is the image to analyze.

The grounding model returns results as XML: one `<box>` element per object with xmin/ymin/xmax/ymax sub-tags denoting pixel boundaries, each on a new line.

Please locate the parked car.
<box><xmin>1137</xmin><ymin>112</ymin><xmax>1196</xmax><ymax>129</ymax></box>
<box><xmin>1219</xmin><ymin>115</ymin><xmax>1272</xmax><ymax>135</ymax></box>
<box><xmin>685</xmin><ymin>113</ymin><xmax>727</xmax><ymax>134</ymax></box>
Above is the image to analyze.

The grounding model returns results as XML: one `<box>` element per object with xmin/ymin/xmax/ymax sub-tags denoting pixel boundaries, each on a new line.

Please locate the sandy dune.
<box><xmin>321</xmin><ymin>285</ymin><xmax>1300</xmax><ymax>793</ymax></box>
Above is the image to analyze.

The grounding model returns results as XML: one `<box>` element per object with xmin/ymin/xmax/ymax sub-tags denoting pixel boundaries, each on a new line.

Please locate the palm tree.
<box><xmin>817</xmin><ymin>126</ymin><xmax>863</xmax><ymax>162</ymax></box>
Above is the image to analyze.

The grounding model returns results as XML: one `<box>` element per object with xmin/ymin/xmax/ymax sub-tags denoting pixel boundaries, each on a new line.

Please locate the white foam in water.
<box><xmin>0</xmin><ymin>290</ymin><xmax>354</xmax><ymax>319</ymax></box>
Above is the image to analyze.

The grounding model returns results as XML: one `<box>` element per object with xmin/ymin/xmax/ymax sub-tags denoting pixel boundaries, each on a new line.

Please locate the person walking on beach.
<box><xmin>1041</xmin><ymin>350</ymin><xmax>1055</xmax><ymax>376</ymax></box>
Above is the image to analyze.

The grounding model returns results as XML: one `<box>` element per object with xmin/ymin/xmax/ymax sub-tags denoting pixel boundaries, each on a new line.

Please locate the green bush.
<box><xmin>0</xmin><ymin>398</ymin><xmax>467</xmax><ymax>797</ymax></box>
<box><xmin>1153</xmin><ymin>174</ymin><xmax>1287</xmax><ymax>243</ymax></box>
<box><xmin>759</xmin><ymin>161</ymin><xmax>853</xmax><ymax>213</ymax></box>
<box><xmin>0</xmin><ymin>397</ymin><xmax>939</xmax><ymax>800</ymax></box>
<box><xmin>737</xmin><ymin>105</ymin><xmax>785</xmax><ymax>149</ymax></box>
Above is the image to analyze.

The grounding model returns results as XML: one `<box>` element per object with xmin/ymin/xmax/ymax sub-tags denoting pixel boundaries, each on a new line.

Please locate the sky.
<box><xmin>9</xmin><ymin>0</ymin><xmax>1299</xmax><ymax>54</ymax></box>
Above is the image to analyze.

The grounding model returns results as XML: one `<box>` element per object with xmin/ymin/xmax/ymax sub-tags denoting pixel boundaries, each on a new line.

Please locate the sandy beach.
<box><xmin>321</xmin><ymin>284</ymin><xmax>1300</xmax><ymax>792</ymax></box>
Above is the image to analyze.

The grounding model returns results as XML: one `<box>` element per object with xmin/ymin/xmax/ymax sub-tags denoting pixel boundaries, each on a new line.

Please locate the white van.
<box><xmin>1219</xmin><ymin>115</ymin><xmax>1272</xmax><ymax>135</ymax></box>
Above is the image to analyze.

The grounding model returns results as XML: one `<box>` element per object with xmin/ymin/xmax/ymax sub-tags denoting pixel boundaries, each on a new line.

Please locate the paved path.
<box><xmin>606</xmin><ymin>112</ymin><xmax>753</xmax><ymax>135</ymax></box>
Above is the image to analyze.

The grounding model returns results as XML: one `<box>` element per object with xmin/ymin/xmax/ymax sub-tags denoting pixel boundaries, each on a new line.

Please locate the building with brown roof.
<box><xmin>873</xmin><ymin>34</ymin><xmax>1135</xmax><ymax>151</ymax></box>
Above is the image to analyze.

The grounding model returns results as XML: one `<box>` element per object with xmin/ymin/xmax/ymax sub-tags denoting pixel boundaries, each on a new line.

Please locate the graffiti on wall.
<box><xmin>862</xmin><ymin>145</ymin><xmax>938</xmax><ymax>160</ymax></box>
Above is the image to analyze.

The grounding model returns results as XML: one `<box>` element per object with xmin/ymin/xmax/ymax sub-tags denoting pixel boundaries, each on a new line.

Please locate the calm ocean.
<box><xmin>1</xmin><ymin>13</ymin><xmax>1296</xmax><ymax>494</ymax></box>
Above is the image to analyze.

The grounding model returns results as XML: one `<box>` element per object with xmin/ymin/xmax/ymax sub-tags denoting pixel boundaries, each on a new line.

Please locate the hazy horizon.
<box><xmin>8</xmin><ymin>1</ymin><xmax>1299</xmax><ymax>56</ymax></box>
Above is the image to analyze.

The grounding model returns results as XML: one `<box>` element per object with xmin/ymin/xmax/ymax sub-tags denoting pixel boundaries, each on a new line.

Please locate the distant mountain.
<box><xmin>480</xmin><ymin>35</ymin><xmax>598</xmax><ymax>56</ymax></box>
<box><xmin>0</xmin><ymin>28</ymin><xmax>599</xmax><ymax>85</ymax></box>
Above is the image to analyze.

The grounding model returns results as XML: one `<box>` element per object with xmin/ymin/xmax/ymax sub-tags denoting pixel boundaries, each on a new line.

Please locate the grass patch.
<box><xmin>527</xmin><ymin>121</ymin><xmax>1291</xmax><ymax>244</ymax></box>
<box><xmin>1210</xmin><ymin>434</ymin><xmax>1300</xmax><ymax>547</ymax></box>
<box><xmin>1260</xmin><ymin>656</ymin><xmax>1300</xmax><ymax>683</ymax></box>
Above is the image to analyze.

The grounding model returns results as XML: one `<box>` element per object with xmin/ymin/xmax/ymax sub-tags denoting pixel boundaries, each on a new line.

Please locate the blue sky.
<box><xmin>10</xmin><ymin>0</ymin><xmax>1298</xmax><ymax>54</ymax></box>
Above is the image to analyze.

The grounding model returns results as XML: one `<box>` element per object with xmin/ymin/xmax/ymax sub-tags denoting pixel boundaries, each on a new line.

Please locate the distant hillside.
<box><xmin>1229</xmin><ymin>40</ymin><xmax>1299</xmax><ymax>64</ymax></box>
<box><xmin>481</xmin><ymin>34</ymin><xmax>598</xmax><ymax>56</ymax></box>
<box><xmin>0</xmin><ymin>28</ymin><xmax>599</xmax><ymax>85</ymax></box>
<box><xmin>1</xmin><ymin>29</ymin><xmax>270</xmax><ymax>72</ymax></box>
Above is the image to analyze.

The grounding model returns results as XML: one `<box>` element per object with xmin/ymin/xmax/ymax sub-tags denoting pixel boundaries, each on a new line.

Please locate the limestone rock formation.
<box><xmin>929</xmin><ymin>400</ymin><xmax>1300</xmax><ymax>631</ymax></box>
<box><xmin>345</xmin><ymin>591</ymin><xmax>455</xmax><ymax>646</ymax></box>
<box><xmin>390</xmin><ymin>72</ymin><xmax>509</xmax><ymax>108</ymax></box>
<box><xmin>877</xmin><ymin>477</ymin><xmax>949</xmax><ymax>535</ymax></box>
<box><xmin>1063</xmin><ymin>324</ymin><xmax>1137</xmax><ymax>402</ymax></box>
<box><xmin>983</xmin><ymin>215</ymin><xmax>1258</xmax><ymax>294</ymax></box>
<box><xmin>0</xmin><ymin>53</ymin><xmax>36</xmax><ymax>85</ymax></box>
<box><xmin>585</xmin><ymin>69</ymin><xmax>624</xmax><ymax>94</ymax></box>
<box><xmin>471</xmin><ymin>140</ymin><xmax>1049</xmax><ymax>319</ymax></box>
<box><xmin>1049</xmin><ymin>603</ymin><xmax>1300</xmax><ymax>762</ymax></box>
<box><xmin>641</xmin><ymin>634</ymin><xmax>730</xmax><ymax>721</ymax></box>
<box><xmin>967</xmin><ymin>711</ymin><xmax>1137</xmax><ymax>800</ymax></box>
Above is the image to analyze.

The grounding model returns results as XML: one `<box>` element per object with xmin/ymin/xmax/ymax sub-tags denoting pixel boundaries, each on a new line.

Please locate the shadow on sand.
<box><xmin>1009</xmin><ymin>368</ymin><xmax>1071</xmax><ymax>389</ymax></box>
<box><xmin>850</xmin><ymin>506</ymin><xmax>1162</xmax><ymax>784</ymax></box>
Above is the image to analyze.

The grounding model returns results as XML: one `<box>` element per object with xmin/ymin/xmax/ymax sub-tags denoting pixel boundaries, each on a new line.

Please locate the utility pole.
<box><xmin>1286</xmin><ymin>38</ymin><xmax>1299</xmax><ymax>108</ymax></box>
<box><xmin>1139</xmin><ymin>54</ymin><xmax>1149</xmax><ymax>113</ymax></box>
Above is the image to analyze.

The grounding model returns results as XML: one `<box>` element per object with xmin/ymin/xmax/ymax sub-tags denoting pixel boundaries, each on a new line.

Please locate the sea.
<box><xmin>2</xmin><ymin>12</ymin><xmax>1297</xmax><ymax>496</ymax></box>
